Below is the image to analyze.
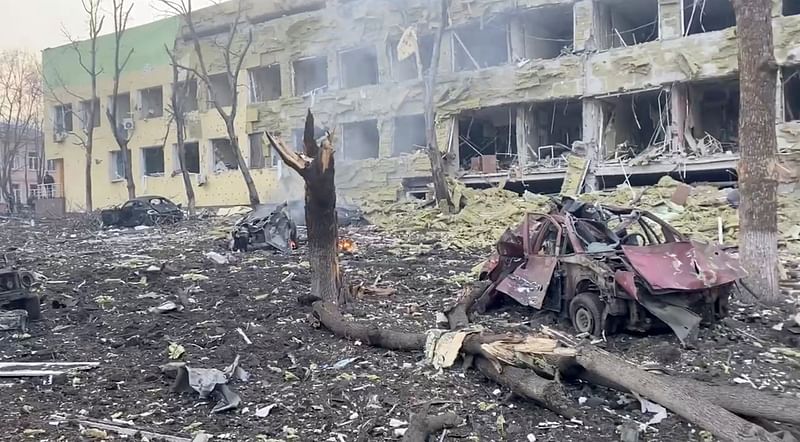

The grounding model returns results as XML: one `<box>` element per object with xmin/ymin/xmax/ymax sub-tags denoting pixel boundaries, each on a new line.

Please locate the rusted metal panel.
<box><xmin>621</xmin><ymin>241</ymin><xmax>742</xmax><ymax>291</ymax></box>
<box><xmin>496</xmin><ymin>256</ymin><xmax>558</xmax><ymax>309</ymax></box>
<box><xmin>614</xmin><ymin>270</ymin><xmax>638</xmax><ymax>299</ymax></box>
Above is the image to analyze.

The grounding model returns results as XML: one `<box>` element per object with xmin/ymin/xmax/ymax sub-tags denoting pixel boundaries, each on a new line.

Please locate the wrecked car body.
<box><xmin>475</xmin><ymin>201</ymin><xmax>744</xmax><ymax>344</ymax></box>
<box><xmin>101</xmin><ymin>196</ymin><xmax>184</xmax><ymax>228</ymax></box>
<box><xmin>232</xmin><ymin>202</ymin><xmax>298</xmax><ymax>253</ymax></box>
<box><xmin>0</xmin><ymin>250</ymin><xmax>40</xmax><ymax>322</ymax></box>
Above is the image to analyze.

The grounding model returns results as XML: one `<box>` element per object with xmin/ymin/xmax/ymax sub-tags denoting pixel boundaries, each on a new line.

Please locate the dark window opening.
<box><xmin>174</xmin><ymin>142</ymin><xmax>200</xmax><ymax>174</ymax></box>
<box><xmin>600</xmin><ymin>89</ymin><xmax>671</xmax><ymax>159</ymax></box>
<box><xmin>784</xmin><ymin>67</ymin><xmax>800</xmax><ymax>122</ymax></box>
<box><xmin>339</xmin><ymin>47</ymin><xmax>379</xmax><ymax>88</ymax></box>
<box><xmin>393</xmin><ymin>114</ymin><xmax>427</xmax><ymax>156</ymax></box>
<box><xmin>212</xmin><ymin>138</ymin><xmax>239</xmax><ymax>172</ymax></box>
<box><xmin>110</xmin><ymin>150</ymin><xmax>130</xmax><ymax>180</ymax></box>
<box><xmin>685</xmin><ymin>79</ymin><xmax>739</xmax><ymax>152</ymax></box>
<box><xmin>527</xmin><ymin>100</ymin><xmax>583</xmax><ymax>166</ymax></box>
<box><xmin>389</xmin><ymin>34</ymin><xmax>434</xmax><ymax>81</ymax></box>
<box><xmin>458</xmin><ymin>106</ymin><xmax>517</xmax><ymax>171</ymax></box>
<box><xmin>178</xmin><ymin>79</ymin><xmax>199</xmax><ymax>112</ymax></box>
<box><xmin>342</xmin><ymin>120</ymin><xmax>380</xmax><ymax>160</ymax></box>
<box><xmin>683</xmin><ymin>0</ymin><xmax>735</xmax><ymax>35</ymax></box>
<box><xmin>248</xmin><ymin>132</ymin><xmax>269</xmax><ymax>168</ymax></box>
<box><xmin>292</xmin><ymin>128</ymin><xmax>305</xmax><ymax>152</ymax></box>
<box><xmin>293</xmin><ymin>56</ymin><xmax>328</xmax><ymax>96</ymax></box>
<box><xmin>139</xmin><ymin>87</ymin><xmax>164</xmax><ymax>118</ymax></box>
<box><xmin>249</xmin><ymin>65</ymin><xmax>282</xmax><ymax>103</ymax></box>
<box><xmin>209</xmin><ymin>74</ymin><xmax>234</xmax><ymax>107</ymax></box>
<box><xmin>453</xmin><ymin>21</ymin><xmax>509</xmax><ymax>71</ymax></box>
<box><xmin>785</xmin><ymin>0</ymin><xmax>800</xmax><ymax>16</ymax></box>
<box><xmin>54</xmin><ymin>104</ymin><xmax>73</xmax><ymax>133</ymax></box>
<box><xmin>142</xmin><ymin>146</ymin><xmax>165</xmax><ymax>176</ymax></box>
<box><xmin>110</xmin><ymin>93</ymin><xmax>131</xmax><ymax>128</ymax></box>
<box><xmin>595</xmin><ymin>0</ymin><xmax>659</xmax><ymax>50</ymax></box>
<box><xmin>520</xmin><ymin>5</ymin><xmax>575</xmax><ymax>60</ymax></box>
<box><xmin>80</xmin><ymin>99</ymin><xmax>101</xmax><ymax>129</ymax></box>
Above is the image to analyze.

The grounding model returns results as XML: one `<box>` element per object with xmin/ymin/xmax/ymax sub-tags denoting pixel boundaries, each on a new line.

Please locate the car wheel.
<box><xmin>569</xmin><ymin>292</ymin><xmax>605</xmax><ymax>336</ymax></box>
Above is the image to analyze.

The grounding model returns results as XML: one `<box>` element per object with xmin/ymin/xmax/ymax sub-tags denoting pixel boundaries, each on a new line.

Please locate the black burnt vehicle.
<box><xmin>0</xmin><ymin>250</ymin><xmax>40</xmax><ymax>320</ymax></box>
<box><xmin>101</xmin><ymin>196</ymin><xmax>184</xmax><ymax>228</ymax></box>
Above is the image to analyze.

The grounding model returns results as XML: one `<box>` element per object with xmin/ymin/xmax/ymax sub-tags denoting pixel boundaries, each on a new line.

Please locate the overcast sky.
<box><xmin>0</xmin><ymin>0</ymin><xmax>216</xmax><ymax>53</ymax></box>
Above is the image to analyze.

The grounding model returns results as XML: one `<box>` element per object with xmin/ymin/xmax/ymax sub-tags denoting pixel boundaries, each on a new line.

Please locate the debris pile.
<box><xmin>362</xmin><ymin>182</ymin><xmax>551</xmax><ymax>250</ymax></box>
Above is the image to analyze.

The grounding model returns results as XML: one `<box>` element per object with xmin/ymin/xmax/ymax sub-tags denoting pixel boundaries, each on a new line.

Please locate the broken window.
<box><xmin>600</xmin><ymin>89</ymin><xmax>671</xmax><ymax>160</ymax></box>
<box><xmin>339</xmin><ymin>46</ymin><xmax>379</xmax><ymax>88</ymax></box>
<box><xmin>80</xmin><ymin>99</ymin><xmax>101</xmax><ymax>130</ymax></box>
<box><xmin>248</xmin><ymin>132</ymin><xmax>278</xmax><ymax>169</ymax></box>
<box><xmin>520</xmin><ymin>5</ymin><xmax>575</xmax><ymax>60</ymax></box>
<box><xmin>293</xmin><ymin>56</ymin><xmax>328</xmax><ymax>96</ymax></box>
<box><xmin>249</xmin><ymin>64</ymin><xmax>282</xmax><ymax>103</ymax></box>
<box><xmin>784</xmin><ymin>66</ymin><xmax>800</xmax><ymax>122</ymax></box>
<box><xmin>527</xmin><ymin>100</ymin><xmax>583</xmax><ymax>166</ymax></box>
<box><xmin>177</xmin><ymin>79</ymin><xmax>199</xmax><ymax>112</ymax></box>
<box><xmin>785</xmin><ymin>0</ymin><xmax>800</xmax><ymax>16</ymax></box>
<box><xmin>685</xmin><ymin>79</ymin><xmax>739</xmax><ymax>152</ymax></box>
<box><xmin>110</xmin><ymin>150</ymin><xmax>130</xmax><ymax>181</ymax></box>
<box><xmin>453</xmin><ymin>21</ymin><xmax>510</xmax><ymax>71</ymax></box>
<box><xmin>110</xmin><ymin>93</ymin><xmax>131</xmax><ymax>128</ymax></box>
<box><xmin>209</xmin><ymin>74</ymin><xmax>234</xmax><ymax>107</ymax></box>
<box><xmin>389</xmin><ymin>35</ymin><xmax>434</xmax><ymax>81</ymax></box>
<box><xmin>53</xmin><ymin>104</ymin><xmax>73</xmax><ymax>133</ymax></box>
<box><xmin>139</xmin><ymin>87</ymin><xmax>164</xmax><ymax>119</ymax></box>
<box><xmin>393</xmin><ymin>114</ymin><xmax>427</xmax><ymax>156</ymax></box>
<box><xmin>458</xmin><ymin>106</ymin><xmax>517</xmax><ymax>172</ymax></box>
<box><xmin>212</xmin><ymin>138</ymin><xmax>239</xmax><ymax>172</ymax></box>
<box><xmin>342</xmin><ymin>120</ymin><xmax>380</xmax><ymax>160</ymax></box>
<box><xmin>594</xmin><ymin>0</ymin><xmax>659</xmax><ymax>50</ymax></box>
<box><xmin>142</xmin><ymin>146</ymin><xmax>165</xmax><ymax>176</ymax></box>
<box><xmin>683</xmin><ymin>0</ymin><xmax>735</xmax><ymax>35</ymax></box>
<box><xmin>173</xmin><ymin>142</ymin><xmax>200</xmax><ymax>174</ymax></box>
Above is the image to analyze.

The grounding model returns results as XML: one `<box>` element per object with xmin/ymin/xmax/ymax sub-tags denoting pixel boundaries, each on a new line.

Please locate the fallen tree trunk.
<box><xmin>575</xmin><ymin>344</ymin><xmax>780</xmax><ymax>442</ymax></box>
<box><xmin>311</xmin><ymin>301</ymin><xmax>574</xmax><ymax>417</ymax></box>
<box><xmin>402</xmin><ymin>411</ymin><xmax>462</xmax><ymax>442</ymax></box>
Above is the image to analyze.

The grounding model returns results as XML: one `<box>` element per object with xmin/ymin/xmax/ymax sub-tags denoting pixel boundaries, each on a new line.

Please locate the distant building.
<box><xmin>42</xmin><ymin>0</ymin><xmax>800</xmax><ymax>212</ymax></box>
<box><xmin>0</xmin><ymin>125</ymin><xmax>48</xmax><ymax>212</ymax></box>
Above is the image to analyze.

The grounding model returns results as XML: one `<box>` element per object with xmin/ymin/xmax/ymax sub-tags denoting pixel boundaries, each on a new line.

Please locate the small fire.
<box><xmin>338</xmin><ymin>237</ymin><xmax>357</xmax><ymax>254</ymax></box>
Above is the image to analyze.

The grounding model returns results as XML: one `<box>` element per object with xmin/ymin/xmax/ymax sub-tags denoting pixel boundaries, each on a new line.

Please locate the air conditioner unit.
<box><xmin>53</xmin><ymin>132</ymin><xmax>67</xmax><ymax>143</ymax></box>
<box><xmin>122</xmin><ymin>118</ymin><xmax>135</xmax><ymax>131</ymax></box>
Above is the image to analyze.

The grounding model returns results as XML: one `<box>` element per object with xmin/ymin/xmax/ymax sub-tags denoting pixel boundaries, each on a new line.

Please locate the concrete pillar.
<box><xmin>658</xmin><ymin>0</ymin><xmax>684</xmax><ymax>40</ymax></box>
<box><xmin>573</xmin><ymin>0</ymin><xmax>595</xmax><ymax>52</ymax></box>
<box><xmin>516</xmin><ymin>104</ymin><xmax>530</xmax><ymax>166</ymax></box>
<box><xmin>280</xmin><ymin>56</ymin><xmax>294</xmax><ymax>97</ymax></box>
<box><xmin>438</xmin><ymin>31</ymin><xmax>454</xmax><ymax>76</ymax></box>
<box><xmin>378</xmin><ymin>117</ymin><xmax>394</xmax><ymax>158</ymax></box>
<box><xmin>670</xmin><ymin>83</ymin><xmax>689</xmax><ymax>153</ymax></box>
<box><xmin>582</xmin><ymin>98</ymin><xmax>603</xmax><ymax>191</ymax></box>
<box><xmin>327</xmin><ymin>52</ymin><xmax>340</xmax><ymax>91</ymax></box>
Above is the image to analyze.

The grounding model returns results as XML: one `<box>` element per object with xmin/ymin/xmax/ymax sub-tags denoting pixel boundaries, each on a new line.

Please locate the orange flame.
<box><xmin>337</xmin><ymin>237</ymin><xmax>357</xmax><ymax>253</ymax></box>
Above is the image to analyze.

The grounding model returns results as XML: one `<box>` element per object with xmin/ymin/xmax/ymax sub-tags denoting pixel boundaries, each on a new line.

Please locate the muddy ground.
<box><xmin>0</xmin><ymin>215</ymin><xmax>798</xmax><ymax>441</ymax></box>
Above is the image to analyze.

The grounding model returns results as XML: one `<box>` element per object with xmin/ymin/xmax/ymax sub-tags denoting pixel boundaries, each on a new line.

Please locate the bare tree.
<box><xmin>414</xmin><ymin>0</ymin><xmax>453</xmax><ymax>210</ymax></box>
<box><xmin>159</xmin><ymin>0</ymin><xmax>261</xmax><ymax>206</ymax></box>
<box><xmin>266</xmin><ymin>112</ymin><xmax>348</xmax><ymax>305</ymax></box>
<box><xmin>44</xmin><ymin>0</ymin><xmax>104</xmax><ymax>212</ymax></box>
<box><xmin>166</xmin><ymin>43</ymin><xmax>197</xmax><ymax>216</ymax></box>
<box><xmin>731</xmin><ymin>0</ymin><xmax>781</xmax><ymax>303</ymax></box>
<box><xmin>105</xmin><ymin>0</ymin><xmax>137</xmax><ymax>199</ymax></box>
<box><xmin>0</xmin><ymin>50</ymin><xmax>42</xmax><ymax>210</ymax></box>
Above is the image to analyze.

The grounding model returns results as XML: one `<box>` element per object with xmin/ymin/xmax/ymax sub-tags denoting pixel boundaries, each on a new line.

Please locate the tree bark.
<box><xmin>267</xmin><ymin>111</ymin><xmax>347</xmax><ymax>304</ymax></box>
<box><xmin>419</xmin><ymin>0</ymin><xmax>452</xmax><ymax>210</ymax></box>
<box><xmin>732</xmin><ymin>0</ymin><xmax>781</xmax><ymax>304</ymax></box>
<box><xmin>574</xmin><ymin>344</ymin><xmax>780</xmax><ymax>442</ymax></box>
<box><xmin>227</xmin><ymin>121</ymin><xmax>260</xmax><ymax>206</ymax></box>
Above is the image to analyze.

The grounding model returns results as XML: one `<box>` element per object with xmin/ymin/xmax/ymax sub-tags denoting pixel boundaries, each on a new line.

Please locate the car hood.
<box><xmin>621</xmin><ymin>240</ymin><xmax>745</xmax><ymax>291</ymax></box>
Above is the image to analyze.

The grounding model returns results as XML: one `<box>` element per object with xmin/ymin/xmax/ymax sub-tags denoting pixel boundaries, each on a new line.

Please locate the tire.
<box><xmin>24</xmin><ymin>296</ymin><xmax>42</xmax><ymax>321</ymax></box>
<box><xmin>569</xmin><ymin>292</ymin><xmax>605</xmax><ymax>336</ymax></box>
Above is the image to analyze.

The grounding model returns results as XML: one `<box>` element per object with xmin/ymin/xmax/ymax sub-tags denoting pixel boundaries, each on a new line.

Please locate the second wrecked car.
<box><xmin>232</xmin><ymin>203</ymin><xmax>298</xmax><ymax>253</ymax></box>
<box><xmin>101</xmin><ymin>196</ymin><xmax>184</xmax><ymax>228</ymax></box>
<box><xmin>473</xmin><ymin>200</ymin><xmax>745</xmax><ymax>344</ymax></box>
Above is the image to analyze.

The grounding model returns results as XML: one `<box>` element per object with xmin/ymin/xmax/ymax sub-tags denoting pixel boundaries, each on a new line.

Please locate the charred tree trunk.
<box><xmin>267</xmin><ymin>111</ymin><xmax>347</xmax><ymax>305</ymax></box>
<box><xmin>176</xmin><ymin>127</ymin><xmax>196</xmax><ymax>216</ymax></box>
<box><xmin>732</xmin><ymin>0</ymin><xmax>781</xmax><ymax>303</ymax></box>
<box><xmin>419</xmin><ymin>0</ymin><xmax>452</xmax><ymax>210</ymax></box>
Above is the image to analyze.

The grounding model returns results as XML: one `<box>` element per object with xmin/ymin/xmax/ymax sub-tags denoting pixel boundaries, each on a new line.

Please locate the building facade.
<box><xmin>0</xmin><ymin>128</ymin><xmax>52</xmax><ymax>212</ymax></box>
<box><xmin>43</xmin><ymin>0</ymin><xmax>800</xmax><ymax>211</ymax></box>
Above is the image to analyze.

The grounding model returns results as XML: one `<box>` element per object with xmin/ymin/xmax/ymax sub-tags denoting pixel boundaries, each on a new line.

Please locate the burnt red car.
<box><xmin>474</xmin><ymin>201</ymin><xmax>744</xmax><ymax>344</ymax></box>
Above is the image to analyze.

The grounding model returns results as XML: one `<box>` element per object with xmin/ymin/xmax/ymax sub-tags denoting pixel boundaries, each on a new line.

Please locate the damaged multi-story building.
<box><xmin>42</xmin><ymin>0</ymin><xmax>800</xmax><ymax>211</ymax></box>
